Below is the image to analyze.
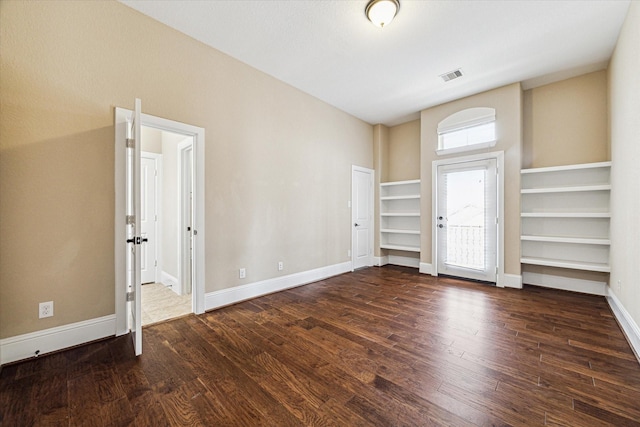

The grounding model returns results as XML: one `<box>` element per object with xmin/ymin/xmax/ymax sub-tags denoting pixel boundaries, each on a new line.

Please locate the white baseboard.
<box><xmin>161</xmin><ymin>271</ymin><xmax>179</xmax><ymax>295</ymax></box>
<box><xmin>523</xmin><ymin>271</ymin><xmax>606</xmax><ymax>295</ymax></box>
<box><xmin>0</xmin><ymin>315</ymin><xmax>116</xmax><ymax>365</ymax></box>
<box><xmin>499</xmin><ymin>273</ymin><xmax>523</xmax><ymax>289</ymax></box>
<box><xmin>607</xmin><ymin>288</ymin><xmax>640</xmax><ymax>363</ymax></box>
<box><xmin>419</xmin><ymin>262</ymin><xmax>433</xmax><ymax>275</ymax></box>
<box><xmin>374</xmin><ymin>256</ymin><xmax>389</xmax><ymax>267</ymax></box>
<box><xmin>205</xmin><ymin>261</ymin><xmax>352</xmax><ymax>311</ymax></box>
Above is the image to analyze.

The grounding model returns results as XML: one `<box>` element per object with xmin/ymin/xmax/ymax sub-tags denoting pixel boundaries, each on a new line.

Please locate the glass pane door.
<box><xmin>436</xmin><ymin>159</ymin><xmax>497</xmax><ymax>282</ymax></box>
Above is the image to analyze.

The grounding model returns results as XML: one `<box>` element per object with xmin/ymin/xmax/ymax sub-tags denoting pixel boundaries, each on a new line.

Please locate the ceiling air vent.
<box><xmin>440</xmin><ymin>69</ymin><xmax>463</xmax><ymax>82</ymax></box>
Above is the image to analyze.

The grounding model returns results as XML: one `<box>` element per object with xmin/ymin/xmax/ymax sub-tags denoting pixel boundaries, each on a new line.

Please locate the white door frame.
<box><xmin>431</xmin><ymin>151</ymin><xmax>505</xmax><ymax>286</ymax></box>
<box><xmin>351</xmin><ymin>165</ymin><xmax>374</xmax><ymax>270</ymax></box>
<box><xmin>178</xmin><ymin>138</ymin><xmax>193</xmax><ymax>297</ymax></box>
<box><xmin>141</xmin><ymin>151</ymin><xmax>162</xmax><ymax>285</ymax></box>
<box><xmin>115</xmin><ymin>110</ymin><xmax>206</xmax><ymax>336</ymax></box>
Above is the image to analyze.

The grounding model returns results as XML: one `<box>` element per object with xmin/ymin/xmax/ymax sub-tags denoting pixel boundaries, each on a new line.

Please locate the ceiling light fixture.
<box><xmin>365</xmin><ymin>0</ymin><xmax>400</xmax><ymax>28</ymax></box>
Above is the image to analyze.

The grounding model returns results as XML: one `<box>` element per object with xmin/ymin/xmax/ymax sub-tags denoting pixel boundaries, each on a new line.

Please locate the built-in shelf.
<box><xmin>520</xmin><ymin>257</ymin><xmax>610</xmax><ymax>273</ymax></box>
<box><xmin>381</xmin><ymin>229</ymin><xmax>420</xmax><ymax>234</ymax></box>
<box><xmin>520</xmin><ymin>161</ymin><xmax>611</xmax><ymax>287</ymax></box>
<box><xmin>380</xmin><ymin>195</ymin><xmax>421</xmax><ymax>201</ymax></box>
<box><xmin>521</xmin><ymin>235</ymin><xmax>610</xmax><ymax>245</ymax></box>
<box><xmin>380</xmin><ymin>180</ymin><xmax>421</xmax><ymax>256</ymax></box>
<box><xmin>521</xmin><ymin>184</ymin><xmax>611</xmax><ymax>194</ymax></box>
<box><xmin>521</xmin><ymin>212</ymin><xmax>611</xmax><ymax>218</ymax></box>
<box><xmin>380</xmin><ymin>244</ymin><xmax>421</xmax><ymax>252</ymax></box>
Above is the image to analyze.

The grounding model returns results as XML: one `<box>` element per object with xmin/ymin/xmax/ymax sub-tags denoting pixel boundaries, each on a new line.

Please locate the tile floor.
<box><xmin>141</xmin><ymin>283</ymin><xmax>191</xmax><ymax>326</ymax></box>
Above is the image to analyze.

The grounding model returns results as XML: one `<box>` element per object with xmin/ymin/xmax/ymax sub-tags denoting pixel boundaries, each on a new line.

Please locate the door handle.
<box><xmin>142</xmin><ymin>237</ymin><xmax>148</xmax><ymax>243</ymax></box>
<box><xmin>354</xmin><ymin>223</ymin><xmax>360</xmax><ymax>227</ymax></box>
<box><xmin>438</xmin><ymin>224</ymin><xmax>444</xmax><ymax>229</ymax></box>
<box><xmin>438</xmin><ymin>216</ymin><xmax>444</xmax><ymax>220</ymax></box>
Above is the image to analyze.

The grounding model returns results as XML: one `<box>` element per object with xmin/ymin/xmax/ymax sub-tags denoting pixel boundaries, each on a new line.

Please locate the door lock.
<box><xmin>438</xmin><ymin>224</ymin><xmax>444</xmax><ymax>228</ymax></box>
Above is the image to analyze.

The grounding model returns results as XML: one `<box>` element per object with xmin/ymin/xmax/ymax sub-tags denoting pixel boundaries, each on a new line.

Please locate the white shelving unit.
<box><xmin>520</xmin><ymin>161</ymin><xmax>611</xmax><ymax>274</ymax></box>
<box><xmin>380</xmin><ymin>180</ymin><xmax>421</xmax><ymax>253</ymax></box>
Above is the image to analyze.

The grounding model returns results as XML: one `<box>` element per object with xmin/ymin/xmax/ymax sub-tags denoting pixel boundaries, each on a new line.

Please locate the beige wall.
<box><xmin>608</xmin><ymin>2</ymin><xmax>640</xmax><ymax>341</ymax></box>
<box><xmin>0</xmin><ymin>1</ymin><xmax>372</xmax><ymax>338</ymax></box>
<box><xmin>388</xmin><ymin>119</ymin><xmax>420</xmax><ymax>182</ymax></box>
<box><xmin>421</xmin><ymin>83</ymin><xmax>523</xmax><ymax>276</ymax></box>
<box><xmin>523</xmin><ymin>71</ymin><xmax>609</xmax><ymax>168</ymax></box>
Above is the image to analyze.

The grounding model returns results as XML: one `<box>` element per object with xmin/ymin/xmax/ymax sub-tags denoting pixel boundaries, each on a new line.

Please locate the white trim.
<box><xmin>431</xmin><ymin>151</ymin><xmax>505</xmax><ymax>284</ymax></box>
<box><xmin>115</xmin><ymin>107</ymin><xmax>206</xmax><ymax>338</ymax></box>
<box><xmin>351</xmin><ymin>165</ymin><xmax>375</xmax><ymax>270</ymax></box>
<box><xmin>387</xmin><ymin>255</ymin><xmax>420</xmax><ymax>268</ymax></box>
<box><xmin>0</xmin><ymin>315</ymin><xmax>116</xmax><ymax>365</ymax></box>
<box><xmin>606</xmin><ymin>288</ymin><xmax>640</xmax><ymax>363</ymax></box>
<box><xmin>499</xmin><ymin>273</ymin><xmax>523</xmax><ymax>289</ymax></box>
<box><xmin>419</xmin><ymin>262</ymin><xmax>433</xmax><ymax>275</ymax></box>
<box><xmin>205</xmin><ymin>262</ymin><xmax>351</xmax><ymax>311</ymax></box>
<box><xmin>161</xmin><ymin>271</ymin><xmax>179</xmax><ymax>294</ymax></box>
<box><xmin>522</xmin><ymin>271</ymin><xmax>606</xmax><ymax>296</ymax></box>
<box><xmin>374</xmin><ymin>256</ymin><xmax>389</xmax><ymax>266</ymax></box>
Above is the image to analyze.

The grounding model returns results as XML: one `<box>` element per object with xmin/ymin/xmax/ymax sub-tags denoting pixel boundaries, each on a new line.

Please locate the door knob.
<box><xmin>438</xmin><ymin>224</ymin><xmax>444</xmax><ymax>228</ymax></box>
<box><xmin>438</xmin><ymin>216</ymin><xmax>444</xmax><ymax>220</ymax></box>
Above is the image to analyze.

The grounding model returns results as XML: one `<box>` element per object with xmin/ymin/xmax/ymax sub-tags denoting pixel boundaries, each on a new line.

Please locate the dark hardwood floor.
<box><xmin>2</xmin><ymin>266</ymin><xmax>640</xmax><ymax>426</ymax></box>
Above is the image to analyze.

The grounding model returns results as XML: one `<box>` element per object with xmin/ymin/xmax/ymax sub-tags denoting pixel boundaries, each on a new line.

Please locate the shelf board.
<box><xmin>381</xmin><ymin>229</ymin><xmax>420</xmax><ymax>235</ymax></box>
<box><xmin>520</xmin><ymin>257</ymin><xmax>610</xmax><ymax>273</ymax></box>
<box><xmin>380</xmin><ymin>195</ymin><xmax>420</xmax><ymax>201</ymax></box>
<box><xmin>521</xmin><ymin>184</ymin><xmax>610</xmax><ymax>194</ymax></box>
<box><xmin>521</xmin><ymin>212</ymin><xmax>611</xmax><ymax>218</ymax></box>
<box><xmin>381</xmin><ymin>212</ymin><xmax>420</xmax><ymax>217</ymax></box>
<box><xmin>521</xmin><ymin>235</ymin><xmax>610</xmax><ymax>245</ymax></box>
<box><xmin>380</xmin><ymin>244</ymin><xmax>421</xmax><ymax>252</ymax></box>
<box><xmin>521</xmin><ymin>161</ymin><xmax>611</xmax><ymax>174</ymax></box>
<box><xmin>380</xmin><ymin>179</ymin><xmax>420</xmax><ymax>187</ymax></box>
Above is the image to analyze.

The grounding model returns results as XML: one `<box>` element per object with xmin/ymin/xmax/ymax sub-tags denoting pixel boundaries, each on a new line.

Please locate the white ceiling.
<box><xmin>120</xmin><ymin>0</ymin><xmax>630</xmax><ymax>126</ymax></box>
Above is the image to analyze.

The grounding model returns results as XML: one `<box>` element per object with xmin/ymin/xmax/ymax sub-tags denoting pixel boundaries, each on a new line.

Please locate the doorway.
<box><xmin>115</xmin><ymin>106</ymin><xmax>205</xmax><ymax>343</ymax></box>
<box><xmin>432</xmin><ymin>152</ymin><xmax>503</xmax><ymax>283</ymax></box>
<box><xmin>351</xmin><ymin>166</ymin><xmax>374</xmax><ymax>270</ymax></box>
<box><xmin>140</xmin><ymin>128</ymin><xmax>195</xmax><ymax>325</ymax></box>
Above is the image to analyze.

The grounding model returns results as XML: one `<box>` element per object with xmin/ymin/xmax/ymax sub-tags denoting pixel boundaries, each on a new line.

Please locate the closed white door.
<box><xmin>436</xmin><ymin>158</ymin><xmax>497</xmax><ymax>282</ymax></box>
<box><xmin>141</xmin><ymin>154</ymin><xmax>158</xmax><ymax>284</ymax></box>
<box><xmin>352</xmin><ymin>166</ymin><xmax>374</xmax><ymax>270</ymax></box>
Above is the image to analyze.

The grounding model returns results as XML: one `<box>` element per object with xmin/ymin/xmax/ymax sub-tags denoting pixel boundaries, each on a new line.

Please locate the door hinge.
<box><xmin>126</xmin><ymin>291</ymin><xmax>135</xmax><ymax>302</ymax></box>
<box><xmin>126</xmin><ymin>138</ymin><xmax>135</xmax><ymax>148</ymax></box>
<box><xmin>126</xmin><ymin>215</ymin><xmax>135</xmax><ymax>225</ymax></box>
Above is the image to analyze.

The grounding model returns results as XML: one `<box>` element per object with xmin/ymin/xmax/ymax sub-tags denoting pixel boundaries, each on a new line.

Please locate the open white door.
<box><xmin>126</xmin><ymin>98</ymin><xmax>143</xmax><ymax>355</ymax></box>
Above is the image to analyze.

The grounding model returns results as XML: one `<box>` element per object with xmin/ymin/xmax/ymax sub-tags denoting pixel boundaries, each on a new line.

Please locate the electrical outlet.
<box><xmin>278</xmin><ymin>261</ymin><xmax>284</xmax><ymax>271</ymax></box>
<box><xmin>239</xmin><ymin>268</ymin><xmax>246</xmax><ymax>279</ymax></box>
<box><xmin>39</xmin><ymin>301</ymin><xmax>53</xmax><ymax>319</ymax></box>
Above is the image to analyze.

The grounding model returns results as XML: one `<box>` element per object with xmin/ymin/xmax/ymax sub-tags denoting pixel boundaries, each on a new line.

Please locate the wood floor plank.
<box><xmin>2</xmin><ymin>266</ymin><xmax>640</xmax><ymax>426</ymax></box>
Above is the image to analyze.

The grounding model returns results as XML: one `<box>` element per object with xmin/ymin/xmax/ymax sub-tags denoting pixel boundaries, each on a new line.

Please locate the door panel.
<box><xmin>436</xmin><ymin>159</ymin><xmax>497</xmax><ymax>282</ymax></box>
<box><xmin>352</xmin><ymin>167</ymin><xmax>373</xmax><ymax>269</ymax></box>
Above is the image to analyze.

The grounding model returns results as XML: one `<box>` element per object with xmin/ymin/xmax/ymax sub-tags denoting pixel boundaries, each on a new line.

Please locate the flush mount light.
<box><xmin>366</xmin><ymin>0</ymin><xmax>400</xmax><ymax>28</ymax></box>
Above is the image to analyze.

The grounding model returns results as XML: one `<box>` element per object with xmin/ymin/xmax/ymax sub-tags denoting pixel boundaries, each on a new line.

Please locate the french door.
<box><xmin>436</xmin><ymin>158</ymin><xmax>498</xmax><ymax>282</ymax></box>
